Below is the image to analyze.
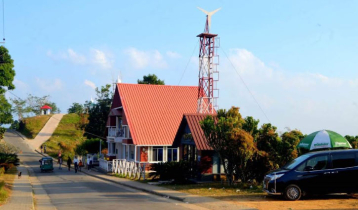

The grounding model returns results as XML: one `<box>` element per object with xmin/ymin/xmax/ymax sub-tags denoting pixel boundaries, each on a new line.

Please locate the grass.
<box><xmin>160</xmin><ymin>182</ymin><xmax>264</xmax><ymax>197</ymax></box>
<box><xmin>18</xmin><ymin>115</ymin><xmax>52</xmax><ymax>139</ymax></box>
<box><xmin>45</xmin><ymin>114</ymin><xmax>87</xmax><ymax>160</ymax></box>
<box><xmin>0</xmin><ymin>167</ymin><xmax>17</xmax><ymax>205</ymax></box>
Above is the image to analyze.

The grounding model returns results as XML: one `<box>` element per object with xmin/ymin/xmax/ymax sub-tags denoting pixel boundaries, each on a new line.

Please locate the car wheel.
<box><xmin>284</xmin><ymin>184</ymin><xmax>302</xmax><ymax>201</ymax></box>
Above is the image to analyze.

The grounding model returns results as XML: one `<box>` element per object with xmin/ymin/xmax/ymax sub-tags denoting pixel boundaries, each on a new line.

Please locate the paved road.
<box><xmin>4</xmin><ymin>131</ymin><xmax>204</xmax><ymax>210</ymax></box>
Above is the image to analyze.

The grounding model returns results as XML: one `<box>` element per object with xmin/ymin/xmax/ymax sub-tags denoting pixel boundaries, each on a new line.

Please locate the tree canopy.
<box><xmin>137</xmin><ymin>74</ymin><xmax>165</xmax><ymax>85</ymax></box>
<box><xmin>0</xmin><ymin>94</ymin><xmax>13</xmax><ymax>126</ymax></box>
<box><xmin>200</xmin><ymin>107</ymin><xmax>256</xmax><ymax>184</ymax></box>
<box><xmin>68</xmin><ymin>102</ymin><xmax>84</xmax><ymax>114</ymax></box>
<box><xmin>0</xmin><ymin>46</ymin><xmax>15</xmax><ymax>94</ymax></box>
<box><xmin>85</xmin><ymin>84</ymin><xmax>113</xmax><ymax>138</ymax></box>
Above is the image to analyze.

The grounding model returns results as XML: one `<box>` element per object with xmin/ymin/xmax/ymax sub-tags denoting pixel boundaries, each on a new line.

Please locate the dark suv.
<box><xmin>263</xmin><ymin>149</ymin><xmax>358</xmax><ymax>200</ymax></box>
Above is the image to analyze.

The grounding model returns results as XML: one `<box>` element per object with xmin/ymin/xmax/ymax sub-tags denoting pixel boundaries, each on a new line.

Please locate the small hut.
<box><xmin>40</xmin><ymin>105</ymin><xmax>52</xmax><ymax>115</ymax></box>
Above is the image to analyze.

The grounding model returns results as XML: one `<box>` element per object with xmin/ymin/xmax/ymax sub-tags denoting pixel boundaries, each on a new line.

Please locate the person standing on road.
<box><xmin>78</xmin><ymin>160</ymin><xmax>83</xmax><ymax>172</ymax></box>
<box><xmin>44</xmin><ymin>145</ymin><xmax>47</xmax><ymax>153</ymax></box>
<box><xmin>74</xmin><ymin>156</ymin><xmax>79</xmax><ymax>173</ymax></box>
<box><xmin>67</xmin><ymin>156</ymin><xmax>72</xmax><ymax>171</ymax></box>
<box><xmin>40</xmin><ymin>145</ymin><xmax>43</xmax><ymax>154</ymax></box>
<box><xmin>58</xmin><ymin>156</ymin><xmax>63</xmax><ymax>170</ymax></box>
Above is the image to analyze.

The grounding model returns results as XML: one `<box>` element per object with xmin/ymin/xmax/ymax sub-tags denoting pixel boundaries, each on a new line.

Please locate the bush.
<box><xmin>0</xmin><ymin>153</ymin><xmax>18</xmax><ymax>171</ymax></box>
<box><xmin>0</xmin><ymin>127</ymin><xmax>5</xmax><ymax>140</ymax></box>
<box><xmin>149</xmin><ymin>161</ymin><xmax>191</xmax><ymax>184</ymax></box>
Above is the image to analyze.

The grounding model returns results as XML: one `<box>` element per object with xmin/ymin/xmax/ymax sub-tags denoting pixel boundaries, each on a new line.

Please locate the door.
<box><xmin>295</xmin><ymin>155</ymin><xmax>330</xmax><ymax>193</ymax></box>
<box><xmin>329</xmin><ymin>152</ymin><xmax>357</xmax><ymax>193</ymax></box>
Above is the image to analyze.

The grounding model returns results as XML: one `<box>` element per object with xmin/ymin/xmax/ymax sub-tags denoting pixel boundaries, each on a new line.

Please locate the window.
<box><xmin>167</xmin><ymin>147</ymin><xmax>178</xmax><ymax>162</ymax></box>
<box><xmin>296</xmin><ymin>155</ymin><xmax>328</xmax><ymax>171</ymax></box>
<box><xmin>331</xmin><ymin>153</ymin><xmax>356</xmax><ymax>169</ymax></box>
<box><xmin>152</xmin><ymin>147</ymin><xmax>163</xmax><ymax>162</ymax></box>
<box><xmin>111</xmin><ymin>143</ymin><xmax>116</xmax><ymax>154</ymax></box>
<box><xmin>130</xmin><ymin>145</ymin><xmax>135</xmax><ymax>160</ymax></box>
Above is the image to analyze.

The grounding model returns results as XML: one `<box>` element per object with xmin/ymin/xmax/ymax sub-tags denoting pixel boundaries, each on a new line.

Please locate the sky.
<box><xmin>4</xmin><ymin>0</ymin><xmax>358</xmax><ymax>136</ymax></box>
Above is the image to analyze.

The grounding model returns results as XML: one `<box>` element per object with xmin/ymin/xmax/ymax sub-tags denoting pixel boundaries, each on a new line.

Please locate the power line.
<box><xmin>177</xmin><ymin>40</ymin><xmax>199</xmax><ymax>85</ymax></box>
<box><xmin>220</xmin><ymin>48</ymin><xmax>271</xmax><ymax>123</ymax></box>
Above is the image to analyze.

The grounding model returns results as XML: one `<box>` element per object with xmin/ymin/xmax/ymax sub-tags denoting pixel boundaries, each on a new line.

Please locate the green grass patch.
<box><xmin>45</xmin><ymin>114</ymin><xmax>86</xmax><ymax>160</ymax></box>
<box><xmin>18</xmin><ymin>115</ymin><xmax>52</xmax><ymax>139</ymax></box>
<box><xmin>0</xmin><ymin>166</ymin><xmax>17</xmax><ymax>205</ymax></box>
<box><xmin>161</xmin><ymin>182</ymin><xmax>264</xmax><ymax>197</ymax></box>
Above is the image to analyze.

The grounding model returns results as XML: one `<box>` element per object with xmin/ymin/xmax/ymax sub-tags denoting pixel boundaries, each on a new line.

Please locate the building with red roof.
<box><xmin>106</xmin><ymin>83</ymin><xmax>198</xmax><ymax>164</ymax></box>
<box><xmin>40</xmin><ymin>105</ymin><xmax>52</xmax><ymax>115</ymax></box>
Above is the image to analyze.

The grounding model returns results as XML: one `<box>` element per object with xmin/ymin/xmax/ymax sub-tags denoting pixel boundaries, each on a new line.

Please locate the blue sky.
<box><xmin>5</xmin><ymin>0</ymin><xmax>358</xmax><ymax>135</ymax></box>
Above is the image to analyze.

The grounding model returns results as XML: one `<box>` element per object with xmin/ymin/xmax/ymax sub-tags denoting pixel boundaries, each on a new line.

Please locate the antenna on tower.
<box><xmin>197</xmin><ymin>7</ymin><xmax>221</xmax><ymax>33</ymax></box>
<box><xmin>1</xmin><ymin>0</ymin><xmax>5</xmax><ymax>43</ymax></box>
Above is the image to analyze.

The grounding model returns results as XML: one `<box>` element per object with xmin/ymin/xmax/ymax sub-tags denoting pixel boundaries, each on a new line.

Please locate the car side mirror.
<box><xmin>304</xmin><ymin>166</ymin><xmax>313</xmax><ymax>171</ymax></box>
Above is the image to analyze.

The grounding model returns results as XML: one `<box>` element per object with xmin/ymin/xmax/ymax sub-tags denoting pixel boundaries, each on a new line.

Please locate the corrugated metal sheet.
<box><xmin>117</xmin><ymin>83</ymin><xmax>198</xmax><ymax>146</ymax></box>
<box><xmin>184</xmin><ymin>114</ymin><xmax>214</xmax><ymax>151</ymax></box>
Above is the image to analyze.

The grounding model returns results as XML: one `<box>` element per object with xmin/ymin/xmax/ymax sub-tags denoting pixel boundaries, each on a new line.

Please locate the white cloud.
<box><xmin>67</xmin><ymin>49</ymin><xmax>86</xmax><ymax>65</ymax></box>
<box><xmin>47</xmin><ymin>48</ymin><xmax>113</xmax><ymax>69</ymax></box>
<box><xmin>35</xmin><ymin>78</ymin><xmax>63</xmax><ymax>92</ymax></box>
<box><xmin>220</xmin><ymin>48</ymin><xmax>358</xmax><ymax>135</ymax></box>
<box><xmin>47</xmin><ymin>49</ymin><xmax>86</xmax><ymax>65</ymax></box>
<box><xmin>124</xmin><ymin>48</ymin><xmax>167</xmax><ymax>69</ymax></box>
<box><xmin>84</xmin><ymin>79</ymin><xmax>96</xmax><ymax>89</ymax></box>
<box><xmin>91</xmin><ymin>49</ymin><xmax>113</xmax><ymax>69</ymax></box>
<box><xmin>166</xmin><ymin>51</ymin><xmax>181</xmax><ymax>59</ymax></box>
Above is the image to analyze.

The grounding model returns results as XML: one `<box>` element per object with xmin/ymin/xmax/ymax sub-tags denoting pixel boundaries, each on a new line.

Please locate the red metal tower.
<box><xmin>197</xmin><ymin>8</ymin><xmax>220</xmax><ymax>114</ymax></box>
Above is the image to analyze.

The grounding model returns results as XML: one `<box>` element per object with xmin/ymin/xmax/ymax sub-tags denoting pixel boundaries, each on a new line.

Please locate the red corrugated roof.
<box><xmin>40</xmin><ymin>105</ymin><xmax>52</xmax><ymax>109</ymax></box>
<box><xmin>117</xmin><ymin>83</ymin><xmax>198</xmax><ymax>146</ymax></box>
<box><xmin>184</xmin><ymin>114</ymin><xmax>214</xmax><ymax>151</ymax></box>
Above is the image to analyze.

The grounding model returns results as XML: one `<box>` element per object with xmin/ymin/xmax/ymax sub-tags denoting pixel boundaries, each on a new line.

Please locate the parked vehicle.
<box><xmin>39</xmin><ymin>157</ymin><xmax>54</xmax><ymax>172</ymax></box>
<box><xmin>263</xmin><ymin>149</ymin><xmax>358</xmax><ymax>200</ymax></box>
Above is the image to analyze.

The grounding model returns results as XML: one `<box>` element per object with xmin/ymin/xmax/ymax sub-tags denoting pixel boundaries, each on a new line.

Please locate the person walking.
<box><xmin>78</xmin><ymin>160</ymin><xmax>83</xmax><ymax>172</ymax></box>
<box><xmin>58</xmin><ymin>156</ymin><xmax>63</xmax><ymax>170</ymax></box>
<box><xmin>67</xmin><ymin>156</ymin><xmax>72</xmax><ymax>171</ymax></box>
<box><xmin>87</xmin><ymin>156</ymin><xmax>91</xmax><ymax>170</ymax></box>
<box><xmin>44</xmin><ymin>145</ymin><xmax>47</xmax><ymax>153</ymax></box>
<box><xmin>40</xmin><ymin>145</ymin><xmax>43</xmax><ymax>154</ymax></box>
<box><xmin>74</xmin><ymin>156</ymin><xmax>79</xmax><ymax>173</ymax></box>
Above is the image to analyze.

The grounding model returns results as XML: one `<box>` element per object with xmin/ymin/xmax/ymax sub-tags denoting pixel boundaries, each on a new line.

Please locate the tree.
<box><xmin>200</xmin><ymin>107</ymin><xmax>256</xmax><ymax>184</ymax></box>
<box><xmin>25</xmin><ymin>94</ymin><xmax>60</xmax><ymax>115</ymax></box>
<box><xmin>279</xmin><ymin>130</ymin><xmax>304</xmax><ymax>166</ymax></box>
<box><xmin>68</xmin><ymin>103</ymin><xmax>84</xmax><ymax>114</ymax></box>
<box><xmin>0</xmin><ymin>94</ymin><xmax>12</xmax><ymax>126</ymax></box>
<box><xmin>0</xmin><ymin>46</ymin><xmax>15</xmax><ymax>94</ymax></box>
<box><xmin>345</xmin><ymin>135</ymin><xmax>358</xmax><ymax>149</ymax></box>
<box><xmin>137</xmin><ymin>74</ymin><xmax>165</xmax><ymax>85</ymax></box>
<box><xmin>256</xmin><ymin>123</ymin><xmax>281</xmax><ymax>169</ymax></box>
<box><xmin>10</xmin><ymin>98</ymin><xmax>31</xmax><ymax>120</ymax></box>
<box><xmin>242</xmin><ymin>116</ymin><xmax>260</xmax><ymax>141</ymax></box>
<box><xmin>26</xmin><ymin>94</ymin><xmax>49</xmax><ymax>115</ymax></box>
<box><xmin>46</xmin><ymin>102</ymin><xmax>61</xmax><ymax>114</ymax></box>
<box><xmin>85</xmin><ymin>84</ymin><xmax>113</xmax><ymax>138</ymax></box>
<box><xmin>75</xmin><ymin>138</ymin><xmax>106</xmax><ymax>155</ymax></box>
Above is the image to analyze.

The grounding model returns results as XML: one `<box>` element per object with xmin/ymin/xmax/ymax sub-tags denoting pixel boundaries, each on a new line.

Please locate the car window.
<box><xmin>331</xmin><ymin>153</ymin><xmax>356</xmax><ymax>169</ymax></box>
<box><xmin>282</xmin><ymin>154</ymin><xmax>310</xmax><ymax>170</ymax></box>
<box><xmin>296</xmin><ymin>155</ymin><xmax>328</xmax><ymax>171</ymax></box>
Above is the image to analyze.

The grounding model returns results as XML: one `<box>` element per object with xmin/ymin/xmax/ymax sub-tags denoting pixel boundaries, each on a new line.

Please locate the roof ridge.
<box><xmin>117</xmin><ymin>83</ymin><xmax>198</xmax><ymax>88</ymax></box>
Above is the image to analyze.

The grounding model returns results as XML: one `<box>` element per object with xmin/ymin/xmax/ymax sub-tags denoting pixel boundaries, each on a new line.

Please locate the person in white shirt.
<box><xmin>73</xmin><ymin>156</ymin><xmax>79</xmax><ymax>173</ymax></box>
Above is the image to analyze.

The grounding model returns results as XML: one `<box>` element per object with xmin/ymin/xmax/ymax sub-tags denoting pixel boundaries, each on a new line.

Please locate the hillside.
<box><xmin>17</xmin><ymin>115</ymin><xmax>52</xmax><ymax>139</ymax></box>
<box><xmin>44</xmin><ymin>113</ymin><xmax>87</xmax><ymax>159</ymax></box>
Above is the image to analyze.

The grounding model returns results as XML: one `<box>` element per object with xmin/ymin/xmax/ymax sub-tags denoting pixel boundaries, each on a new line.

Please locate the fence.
<box><xmin>99</xmin><ymin>158</ymin><xmax>112</xmax><ymax>172</ymax></box>
<box><xmin>112</xmin><ymin>159</ymin><xmax>144</xmax><ymax>179</ymax></box>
